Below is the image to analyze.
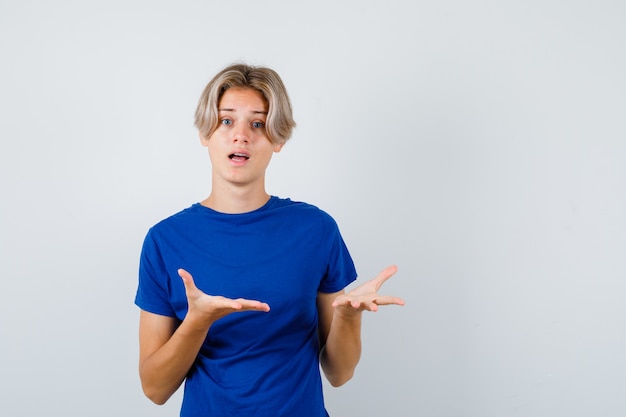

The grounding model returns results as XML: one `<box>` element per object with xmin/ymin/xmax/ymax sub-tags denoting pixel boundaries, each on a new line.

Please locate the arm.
<box><xmin>317</xmin><ymin>289</ymin><xmax>361</xmax><ymax>387</ymax></box>
<box><xmin>138</xmin><ymin>310</ymin><xmax>208</xmax><ymax>404</ymax></box>
<box><xmin>138</xmin><ymin>269</ymin><xmax>270</xmax><ymax>405</ymax></box>
<box><xmin>317</xmin><ymin>265</ymin><xmax>405</xmax><ymax>387</ymax></box>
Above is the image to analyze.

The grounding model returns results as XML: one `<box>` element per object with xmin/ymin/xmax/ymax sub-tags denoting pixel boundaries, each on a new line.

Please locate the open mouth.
<box><xmin>229</xmin><ymin>152</ymin><xmax>250</xmax><ymax>162</ymax></box>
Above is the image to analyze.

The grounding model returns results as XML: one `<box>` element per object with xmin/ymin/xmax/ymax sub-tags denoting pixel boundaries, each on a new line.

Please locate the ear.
<box><xmin>199</xmin><ymin>132</ymin><xmax>210</xmax><ymax>147</ymax></box>
<box><xmin>273</xmin><ymin>142</ymin><xmax>284</xmax><ymax>153</ymax></box>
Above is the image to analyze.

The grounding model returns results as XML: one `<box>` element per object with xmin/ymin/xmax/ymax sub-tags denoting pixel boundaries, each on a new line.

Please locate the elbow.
<box><xmin>319</xmin><ymin>347</ymin><xmax>360</xmax><ymax>387</ymax></box>
<box><xmin>328</xmin><ymin>377</ymin><xmax>351</xmax><ymax>388</ymax></box>
<box><xmin>147</xmin><ymin>394</ymin><xmax>169</xmax><ymax>406</ymax></box>
<box><xmin>325</xmin><ymin>369</ymin><xmax>355</xmax><ymax>388</ymax></box>
<box><xmin>139</xmin><ymin>364</ymin><xmax>177</xmax><ymax>405</ymax></box>
<box><xmin>149</xmin><ymin>397</ymin><xmax>168</xmax><ymax>406</ymax></box>
<box><xmin>141</xmin><ymin>384</ymin><xmax>172</xmax><ymax>406</ymax></box>
<box><xmin>139</xmin><ymin>373</ymin><xmax>175</xmax><ymax>406</ymax></box>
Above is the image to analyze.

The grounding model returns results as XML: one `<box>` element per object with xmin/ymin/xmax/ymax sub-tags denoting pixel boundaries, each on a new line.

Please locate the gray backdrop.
<box><xmin>1</xmin><ymin>0</ymin><xmax>625</xmax><ymax>416</ymax></box>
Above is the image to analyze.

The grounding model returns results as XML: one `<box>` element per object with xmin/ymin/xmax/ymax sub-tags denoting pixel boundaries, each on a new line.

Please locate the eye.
<box><xmin>220</xmin><ymin>118</ymin><xmax>233</xmax><ymax>126</ymax></box>
<box><xmin>252</xmin><ymin>121</ymin><xmax>265</xmax><ymax>129</ymax></box>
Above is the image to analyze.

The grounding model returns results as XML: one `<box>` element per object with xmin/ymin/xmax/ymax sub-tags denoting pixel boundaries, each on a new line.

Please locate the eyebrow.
<box><xmin>218</xmin><ymin>108</ymin><xmax>268</xmax><ymax>115</ymax></box>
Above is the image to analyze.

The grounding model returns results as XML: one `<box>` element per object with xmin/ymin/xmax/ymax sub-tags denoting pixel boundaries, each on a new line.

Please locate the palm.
<box><xmin>332</xmin><ymin>265</ymin><xmax>405</xmax><ymax>313</ymax></box>
<box><xmin>178</xmin><ymin>268</ymin><xmax>270</xmax><ymax>322</ymax></box>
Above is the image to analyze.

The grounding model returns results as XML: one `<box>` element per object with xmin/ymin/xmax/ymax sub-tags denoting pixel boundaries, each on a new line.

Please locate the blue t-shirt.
<box><xmin>135</xmin><ymin>197</ymin><xmax>357</xmax><ymax>417</ymax></box>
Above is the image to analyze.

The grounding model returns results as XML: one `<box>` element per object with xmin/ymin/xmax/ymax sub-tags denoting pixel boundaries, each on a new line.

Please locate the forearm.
<box><xmin>320</xmin><ymin>311</ymin><xmax>362</xmax><ymax>387</ymax></box>
<box><xmin>139</xmin><ymin>316</ymin><xmax>212</xmax><ymax>404</ymax></box>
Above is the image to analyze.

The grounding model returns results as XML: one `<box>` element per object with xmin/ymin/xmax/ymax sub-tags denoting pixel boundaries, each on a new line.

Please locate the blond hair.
<box><xmin>194</xmin><ymin>63</ymin><xmax>296</xmax><ymax>145</ymax></box>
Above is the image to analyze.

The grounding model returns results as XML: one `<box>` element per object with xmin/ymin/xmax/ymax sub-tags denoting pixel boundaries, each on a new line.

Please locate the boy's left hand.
<box><xmin>332</xmin><ymin>265</ymin><xmax>405</xmax><ymax>315</ymax></box>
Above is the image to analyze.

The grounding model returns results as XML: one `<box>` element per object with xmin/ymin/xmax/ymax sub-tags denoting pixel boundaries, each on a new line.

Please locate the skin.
<box><xmin>200</xmin><ymin>87</ymin><xmax>283</xmax><ymax>214</ymax></box>
<box><xmin>138</xmin><ymin>87</ymin><xmax>405</xmax><ymax>405</ymax></box>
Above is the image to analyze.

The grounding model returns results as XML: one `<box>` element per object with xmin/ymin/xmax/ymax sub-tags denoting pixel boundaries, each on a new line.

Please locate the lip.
<box><xmin>228</xmin><ymin>149</ymin><xmax>251</xmax><ymax>166</ymax></box>
<box><xmin>229</xmin><ymin>149</ymin><xmax>250</xmax><ymax>157</ymax></box>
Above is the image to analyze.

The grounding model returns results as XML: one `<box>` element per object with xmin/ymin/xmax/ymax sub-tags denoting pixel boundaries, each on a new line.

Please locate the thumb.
<box><xmin>375</xmin><ymin>264</ymin><xmax>398</xmax><ymax>285</ymax></box>
<box><xmin>178</xmin><ymin>268</ymin><xmax>198</xmax><ymax>293</ymax></box>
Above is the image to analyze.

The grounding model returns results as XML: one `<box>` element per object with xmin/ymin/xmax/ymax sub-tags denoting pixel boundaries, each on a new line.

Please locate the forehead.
<box><xmin>218</xmin><ymin>87</ymin><xmax>267</xmax><ymax>111</ymax></box>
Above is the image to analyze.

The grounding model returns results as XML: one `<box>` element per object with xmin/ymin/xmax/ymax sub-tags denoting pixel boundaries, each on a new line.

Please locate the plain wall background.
<box><xmin>1</xmin><ymin>0</ymin><xmax>625</xmax><ymax>416</ymax></box>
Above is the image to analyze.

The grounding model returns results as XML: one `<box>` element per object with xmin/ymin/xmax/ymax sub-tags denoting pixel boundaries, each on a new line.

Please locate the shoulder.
<box><xmin>269</xmin><ymin>196</ymin><xmax>331</xmax><ymax>217</ymax></box>
<box><xmin>269</xmin><ymin>196</ymin><xmax>338</xmax><ymax>225</ymax></box>
<box><xmin>140</xmin><ymin>204</ymin><xmax>212</xmax><ymax>250</ymax></box>
<box><xmin>148</xmin><ymin>203</ymin><xmax>205</xmax><ymax>231</ymax></box>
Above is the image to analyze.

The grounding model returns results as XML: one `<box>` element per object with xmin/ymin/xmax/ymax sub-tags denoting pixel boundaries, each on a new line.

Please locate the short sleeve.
<box><xmin>134</xmin><ymin>229</ymin><xmax>177</xmax><ymax>317</ymax></box>
<box><xmin>317</xmin><ymin>212</ymin><xmax>358</xmax><ymax>293</ymax></box>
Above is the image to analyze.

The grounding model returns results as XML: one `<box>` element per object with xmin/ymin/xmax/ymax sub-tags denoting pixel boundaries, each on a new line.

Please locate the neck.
<box><xmin>201</xmin><ymin>185</ymin><xmax>271</xmax><ymax>214</ymax></box>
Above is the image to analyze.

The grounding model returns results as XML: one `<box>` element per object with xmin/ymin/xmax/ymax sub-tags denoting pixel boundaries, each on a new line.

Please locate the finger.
<box><xmin>235</xmin><ymin>299</ymin><xmax>271</xmax><ymax>312</ymax></box>
<box><xmin>372</xmin><ymin>295</ymin><xmax>405</xmax><ymax>307</ymax></box>
<box><xmin>333</xmin><ymin>295</ymin><xmax>356</xmax><ymax>307</ymax></box>
<box><xmin>332</xmin><ymin>297</ymin><xmax>370</xmax><ymax>311</ymax></box>
<box><xmin>177</xmin><ymin>268</ymin><xmax>198</xmax><ymax>293</ymax></box>
<box><xmin>376</xmin><ymin>264</ymin><xmax>398</xmax><ymax>282</ymax></box>
<box><xmin>354</xmin><ymin>299</ymin><xmax>379</xmax><ymax>312</ymax></box>
<box><xmin>372</xmin><ymin>264</ymin><xmax>398</xmax><ymax>289</ymax></box>
<box><xmin>331</xmin><ymin>296</ymin><xmax>352</xmax><ymax>308</ymax></box>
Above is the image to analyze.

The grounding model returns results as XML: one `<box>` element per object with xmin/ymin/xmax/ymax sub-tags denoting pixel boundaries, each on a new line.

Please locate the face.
<box><xmin>201</xmin><ymin>88</ymin><xmax>283</xmax><ymax>188</ymax></box>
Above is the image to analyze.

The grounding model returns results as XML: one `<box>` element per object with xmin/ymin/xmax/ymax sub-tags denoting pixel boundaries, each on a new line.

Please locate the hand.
<box><xmin>178</xmin><ymin>268</ymin><xmax>270</xmax><ymax>325</ymax></box>
<box><xmin>332</xmin><ymin>265</ymin><xmax>405</xmax><ymax>316</ymax></box>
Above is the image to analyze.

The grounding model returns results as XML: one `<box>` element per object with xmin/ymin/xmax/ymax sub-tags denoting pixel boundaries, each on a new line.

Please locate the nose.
<box><xmin>232</xmin><ymin>125</ymin><xmax>250</xmax><ymax>144</ymax></box>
